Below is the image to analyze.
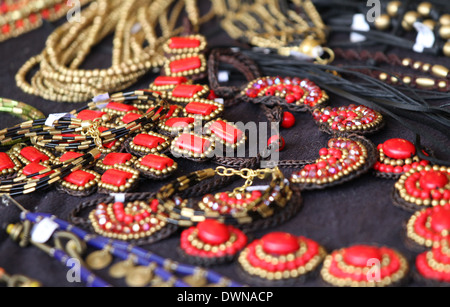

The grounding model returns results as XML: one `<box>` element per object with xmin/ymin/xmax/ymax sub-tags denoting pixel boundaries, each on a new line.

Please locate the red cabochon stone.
<box><xmin>175</xmin><ymin>134</ymin><xmax>211</xmax><ymax>154</ymax></box>
<box><xmin>430</xmin><ymin>208</ymin><xmax>450</xmax><ymax>233</ymax></box>
<box><xmin>343</xmin><ymin>245</ymin><xmax>382</xmax><ymax>267</ymax></box>
<box><xmin>20</xmin><ymin>147</ymin><xmax>49</xmax><ymax>163</ymax></box>
<box><xmin>122</xmin><ymin>113</ymin><xmax>142</xmax><ymax>124</ymax></box>
<box><xmin>0</xmin><ymin>152</ymin><xmax>14</xmax><ymax>170</ymax></box>
<box><xmin>169</xmin><ymin>37</ymin><xmax>201</xmax><ymax>49</ymax></box>
<box><xmin>170</xmin><ymin>57</ymin><xmax>202</xmax><ymax>74</ymax></box>
<box><xmin>102</xmin><ymin>153</ymin><xmax>132</xmax><ymax>166</ymax></box>
<box><xmin>419</xmin><ymin>171</ymin><xmax>449</xmax><ymax>190</ymax></box>
<box><xmin>141</xmin><ymin>154</ymin><xmax>174</xmax><ymax>170</ymax></box>
<box><xmin>76</xmin><ymin>110</ymin><xmax>106</xmax><ymax>121</ymax></box>
<box><xmin>59</xmin><ymin>152</ymin><xmax>83</xmax><ymax>162</ymax></box>
<box><xmin>185</xmin><ymin>101</ymin><xmax>218</xmax><ymax>116</ymax></box>
<box><xmin>210</xmin><ymin>120</ymin><xmax>243</xmax><ymax>144</ymax></box>
<box><xmin>153</xmin><ymin>76</ymin><xmax>188</xmax><ymax>86</ymax></box>
<box><xmin>64</xmin><ymin>170</ymin><xmax>95</xmax><ymax>186</ymax></box>
<box><xmin>106</xmin><ymin>102</ymin><xmax>138</xmax><ymax>112</ymax></box>
<box><xmin>133</xmin><ymin>134</ymin><xmax>166</xmax><ymax>149</ymax></box>
<box><xmin>171</xmin><ymin>84</ymin><xmax>204</xmax><ymax>98</ymax></box>
<box><xmin>165</xmin><ymin>117</ymin><xmax>195</xmax><ymax>127</ymax></box>
<box><xmin>382</xmin><ymin>138</ymin><xmax>416</xmax><ymax>160</ymax></box>
<box><xmin>22</xmin><ymin>162</ymin><xmax>53</xmax><ymax>179</ymax></box>
<box><xmin>261</xmin><ymin>232</ymin><xmax>300</xmax><ymax>255</ymax></box>
<box><xmin>197</xmin><ymin>220</ymin><xmax>230</xmax><ymax>245</ymax></box>
<box><xmin>101</xmin><ymin>169</ymin><xmax>133</xmax><ymax>186</ymax></box>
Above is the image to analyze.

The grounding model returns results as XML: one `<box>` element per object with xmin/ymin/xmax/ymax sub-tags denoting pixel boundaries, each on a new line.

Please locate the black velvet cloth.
<box><xmin>0</xmin><ymin>5</ymin><xmax>449</xmax><ymax>288</ymax></box>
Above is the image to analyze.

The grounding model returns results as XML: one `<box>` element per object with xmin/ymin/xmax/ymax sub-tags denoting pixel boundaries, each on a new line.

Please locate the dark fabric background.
<box><xmin>0</xmin><ymin>2</ymin><xmax>449</xmax><ymax>288</ymax></box>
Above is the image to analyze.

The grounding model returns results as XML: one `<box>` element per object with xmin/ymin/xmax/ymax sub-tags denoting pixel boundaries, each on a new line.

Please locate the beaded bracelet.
<box><xmin>0</xmin><ymin>98</ymin><xmax>45</xmax><ymax>122</ymax></box>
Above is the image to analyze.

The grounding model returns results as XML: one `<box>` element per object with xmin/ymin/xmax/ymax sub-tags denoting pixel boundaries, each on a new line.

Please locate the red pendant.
<box><xmin>153</xmin><ymin>76</ymin><xmax>188</xmax><ymax>86</ymax></box>
<box><xmin>261</xmin><ymin>232</ymin><xmax>300</xmax><ymax>255</ymax></box>
<box><xmin>20</xmin><ymin>147</ymin><xmax>49</xmax><ymax>163</ymax></box>
<box><xmin>169</xmin><ymin>57</ymin><xmax>201</xmax><ymax>74</ymax></box>
<box><xmin>59</xmin><ymin>151</ymin><xmax>83</xmax><ymax>162</ymax></box>
<box><xmin>0</xmin><ymin>152</ymin><xmax>14</xmax><ymax>170</ymax></box>
<box><xmin>343</xmin><ymin>245</ymin><xmax>382</xmax><ymax>267</ymax></box>
<box><xmin>101</xmin><ymin>169</ymin><xmax>133</xmax><ymax>186</ymax></box>
<box><xmin>185</xmin><ymin>101</ymin><xmax>218</xmax><ymax>116</ymax></box>
<box><xmin>419</xmin><ymin>171</ymin><xmax>449</xmax><ymax>190</ymax></box>
<box><xmin>416</xmin><ymin>239</ymin><xmax>450</xmax><ymax>283</ymax></box>
<box><xmin>106</xmin><ymin>102</ymin><xmax>138</xmax><ymax>113</ymax></box>
<box><xmin>102</xmin><ymin>153</ymin><xmax>133</xmax><ymax>166</ymax></box>
<box><xmin>197</xmin><ymin>219</ymin><xmax>230</xmax><ymax>245</ymax></box>
<box><xmin>171</xmin><ymin>84</ymin><xmax>204</xmax><ymax>98</ymax></box>
<box><xmin>407</xmin><ymin>204</ymin><xmax>450</xmax><ymax>247</ymax></box>
<box><xmin>76</xmin><ymin>110</ymin><xmax>106</xmax><ymax>121</ymax></box>
<box><xmin>164</xmin><ymin>117</ymin><xmax>195</xmax><ymax>127</ymax></box>
<box><xmin>209</xmin><ymin>120</ymin><xmax>243</xmax><ymax>144</ymax></box>
<box><xmin>141</xmin><ymin>154</ymin><xmax>174</xmax><ymax>170</ymax></box>
<box><xmin>382</xmin><ymin>138</ymin><xmax>416</xmax><ymax>159</ymax></box>
<box><xmin>169</xmin><ymin>37</ymin><xmax>201</xmax><ymax>49</ymax></box>
<box><xmin>64</xmin><ymin>170</ymin><xmax>96</xmax><ymax>186</ymax></box>
<box><xmin>133</xmin><ymin>134</ymin><xmax>166</xmax><ymax>149</ymax></box>
<box><xmin>174</xmin><ymin>133</ymin><xmax>211</xmax><ymax>154</ymax></box>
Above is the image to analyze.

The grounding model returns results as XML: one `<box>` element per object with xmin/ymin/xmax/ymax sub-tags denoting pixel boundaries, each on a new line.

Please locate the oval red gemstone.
<box><xmin>419</xmin><ymin>171</ymin><xmax>449</xmax><ymax>191</ymax></box>
<box><xmin>197</xmin><ymin>220</ymin><xmax>230</xmax><ymax>245</ymax></box>
<box><xmin>382</xmin><ymin>138</ymin><xmax>416</xmax><ymax>160</ymax></box>
<box><xmin>343</xmin><ymin>245</ymin><xmax>382</xmax><ymax>267</ymax></box>
<box><xmin>261</xmin><ymin>232</ymin><xmax>300</xmax><ymax>255</ymax></box>
<box><xmin>430</xmin><ymin>208</ymin><xmax>450</xmax><ymax>233</ymax></box>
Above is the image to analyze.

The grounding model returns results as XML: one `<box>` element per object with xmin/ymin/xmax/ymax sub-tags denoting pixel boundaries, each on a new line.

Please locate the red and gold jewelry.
<box><xmin>416</xmin><ymin>238</ymin><xmax>450</xmax><ymax>285</ymax></box>
<box><xmin>133</xmin><ymin>153</ymin><xmax>177</xmax><ymax>180</ymax></box>
<box><xmin>97</xmin><ymin>165</ymin><xmax>139</xmax><ymax>194</ymax></box>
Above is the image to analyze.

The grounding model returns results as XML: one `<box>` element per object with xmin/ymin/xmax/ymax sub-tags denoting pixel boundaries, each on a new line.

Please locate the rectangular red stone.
<box><xmin>169</xmin><ymin>57</ymin><xmax>202</xmax><ymax>74</ymax></box>
<box><xmin>185</xmin><ymin>102</ymin><xmax>218</xmax><ymax>116</ymax></box>
<box><xmin>20</xmin><ymin>146</ymin><xmax>49</xmax><ymax>163</ymax></box>
<box><xmin>172</xmin><ymin>84</ymin><xmax>204</xmax><ymax>98</ymax></box>
<box><xmin>59</xmin><ymin>151</ymin><xmax>83</xmax><ymax>162</ymax></box>
<box><xmin>122</xmin><ymin>113</ymin><xmax>142</xmax><ymax>124</ymax></box>
<box><xmin>210</xmin><ymin>121</ymin><xmax>243</xmax><ymax>144</ymax></box>
<box><xmin>0</xmin><ymin>152</ymin><xmax>14</xmax><ymax>170</ymax></box>
<box><xmin>169</xmin><ymin>37</ymin><xmax>201</xmax><ymax>49</ymax></box>
<box><xmin>141</xmin><ymin>154</ymin><xmax>174</xmax><ymax>170</ymax></box>
<box><xmin>64</xmin><ymin>170</ymin><xmax>95</xmax><ymax>186</ymax></box>
<box><xmin>133</xmin><ymin>134</ymin><xmax>165</xmax><ymax>149</ymax></box>
<box><xmin>98</xmin><ymin>127</ymin><xmax>117</xmax><ymax>149</ymax></box>
<box><xmin>106</xmin><ymin>102</ymin><xmax>138</xmax><ymax>113</ymax></box>
<box><xmin>102</xmin><ymin>153</ymin><xmax>132</xmax><ymax>166</ymax></box>
<box><xmin>22</xmin><ymin>162</ymin><xmax>53</xmax><ymax>179</ymax></box>
<box><xmin>153</xmin><ymin>76</ymin><xmax>188</xmax><ymax>86</ymax></box>
<box><xmin>77</xmin><ymin>110</ymin><xmax>106</xmax><ymax>121</ymax></box>
<box><xmin>165</xmin><ymin>117</ymin><xmax>194</xmax><ymax>127</ymax></box>
<box><xmin>175</xmin><ymin>133</ymin><xmax>211</xmax><ymax>154</ymax></box>
<box><xmin>101</xmin><ymin>169</ymin><xmax>133</xmax><ymax>186</ymax></box>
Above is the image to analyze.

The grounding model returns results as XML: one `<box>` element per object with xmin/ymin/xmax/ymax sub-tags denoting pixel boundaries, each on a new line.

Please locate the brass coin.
<box><xmin>125</xmin><ymin>266</ymin><xmax>153</xmax><ymax>287</ymax></box>
<box><xmin>183</xmin><ymin>274</ymin><xmax>208</xmax><ymax>287</ymax></box>
<box><xmin>86</xmin><ymin>251</ymin><xmax>112</xmax><ymax>270</ymax></box>
<box><xmin>109</xmin><ymin>260</ymin><xmax>134</xmax><ymax>279</ymax></box>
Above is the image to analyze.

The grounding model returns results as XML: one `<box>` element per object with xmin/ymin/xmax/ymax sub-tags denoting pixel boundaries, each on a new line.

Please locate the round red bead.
<box><xmin>281</xmin><ymin>112</ymin><xmax>296</xmax><ymax>129</ymax></box>
<box><xmin>261</xmin><ymin>232</ymin><xmax>300</xmax><ymax>255</ymax></box>
<box><xmin>430</xmin><ymin>208</ymin><xmax>450</xmax><ymax>233</ymax></box>
<box><xmin>419</xmin><ymin>171</ymin><xmax>449</xmax><ymax>191</ymax></box>
<box><xmin>197</xmin><ymin>220</ymin><xmax>230</xmax><ymax>245</ymax></box>
<box><xmin>268</xmin><ymin>135</ymin><xmax>285</xmax><ymax>151</ymax></box>
<box><xmin>382</xmin><ymin>138</ymin><xmax>416</xmax><ymax>160</ymax></box>
<box><xmin>343</xmin><ymin>245</ymin><xmax>382</xmax><ymax>267</ymax></box>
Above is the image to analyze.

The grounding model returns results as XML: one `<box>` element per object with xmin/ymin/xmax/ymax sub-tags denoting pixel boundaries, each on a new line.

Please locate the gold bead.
<box><xmin>443</xmin><ymin>41</ymin><xmax>450</xmax><ymax>57</ymax></box>
<box><xmin>439</xmin><ymin>14</ymin><xmax>450</xmax><ymax>26</ymax></box>
<box><xmin>439</xmin><ymin>25</ymin><xmax>450</xmax><ymax>40</ymax></box>
<box><xmin>379</xmin><ymin>72</ymin><xmax>388</xmax><ymax>81</ymax></box>
<box><xmin>387</xmin><ymin>1</ymin><xmax>402</xmax><ymax>17</ymax></box>
<box><xmin>375</xmin><ymin>14</ymin><xmax>391</xmax><ymax>30</ymax></box>
<box><xmin>402</xmin><ymin>11</ymin><xmax>419</xmax><ymax>30</ymax></box>
<box><xmin>413</xmin><ymin>61</ymin><xmax>422</xmax><ymax>70</ymax></box>
<box><xmin>403</xmin><ymin>76</ymin><xmax>412</xmax><ymax>84</ymax></box>
<box><xmin>402</xmin><ymin>58</ymin><xmax>412</xmax><ymax>66</ymax></box>
<box><xmin>417</xmin><ymin>2</ymin><xmax>433</xmax><ymax>17</ymax></box>
<box><xmin>416</xmin><ymin>77</ymin><xmax>435</xmax><ymax>88</ymax></box>
<box><xmin>431</xmin><ymin>64</ymin><xmax>449</xmax><ymax>78</ymax></box>
<box><xmin>438</xmin><ymin>80</ymin><xmax>447</xmax><ymax>89</ymax></box>
<box><xmin>422</xmin><ymin>19</ymin><xmax>436</xmax><ymax>30</ymax></box>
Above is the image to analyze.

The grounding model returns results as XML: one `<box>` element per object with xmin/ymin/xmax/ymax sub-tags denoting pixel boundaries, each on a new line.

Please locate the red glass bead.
<box><xmin>281</xmin><ymin>112</ymin><xmax>295</xmax><ymax>129</ymax></box>
<box><xmin>101</xmin><ymin>169</ymin><xmax>133</xmax><ymax>186</ymax></box>
<box><xmin>102</xmin><ymin>153</ymin><xmax>132</xmax><ymax>166</ymax></box>
<box><xmin>171</xmin><ymin>84</ymin><xmax>204</xmax><ymax>98</ymax></box>
<box><xmin>169</xmin><ymin>37</ymin><xmax>201</xmax><ymax>49</ymax></box>
<box><xmin>20</xmin><ymin>147</ymin><xmax>49</xmax><ymax>163</ymax></box>
<box><xmin>197</xmin><ymin>220</ymin><xmax>230</xmax><ymax>245</ymax></box>
<box><xmin>59</xmin><ymin>152</ymin><xmax>83</xmax><ymax>162</ymax></box>
<box><xmin>133</xmin><ymin>134</ymin><xmax>166</xmax><ymax>149</ymax></box>
<box><xmin>419</xmin><ymin>171</ymin><xmax>449</xmax><ymax>191</ymax></box>
<box><xmin>175</xmin><ymin>134</ymin><xmax>211</xmax><ymax>154</ymax></box>
<box><xmin>165</xmin><ymin>117</ymin><xmax>195</xmax><ymax>127</ymax></box>
<box><xmin>285</xmin><ymin>94</ymin><xmax>296</xmax><ymax>104</ymax></box>
<box><xmin>209</xmin><ymin>120</ymin><xmax>243</xmax><ymax>144</ymax></box>
<box><xmin>77</xmin><ymin>110</ymin><xmax>106</xmax><ymax>121</ymax></box>
<box><xmin>268</xmin><ymin>135</ymin><xmax>285</xmax><ymax>151</ymax></box>
<box><xmin>169</xmin><ymin>57</ymin><xmax>201</xmax><ymax>74</ymax></box>
<box><xmin>153</xmin><ymin>76</ymin><xmax>188</xmax><ymax>86</ymax></box>
<box><xmin>261</xmin><ymin>232</ymin><xmax>300</xmax><ymax>255</ymax></box>
<box><xmin>343</xmin><ymin>245</ymin><xmax>382</xmax><ymax>267</ymax></box>
<box><xmin>382</xmin><ymin>138</ymin><xmax>416</xmax><ymax>159</ymax></box>
<box><xmin>0</xmin><ymin>152</ymin><xmax>14</xmax><ymax>171</ymax></box>
<box><xmin>141</xmin><ymin>154</ymin><xmax>174</xmax><ymax>170</ymax></box>
<box><xmin>64</xmin><ymin>170</ymin><xmax>95</xmax><ymax>186</ymax></box>
<box><xmin>1</xmin><ymin>24</ymin><xmax>10</xmax><ymax>34</ymax></box>
<box><xmin>185</xmin><ymin>101</ymin><xmax>218</xmax><ymax>116</ymax></box>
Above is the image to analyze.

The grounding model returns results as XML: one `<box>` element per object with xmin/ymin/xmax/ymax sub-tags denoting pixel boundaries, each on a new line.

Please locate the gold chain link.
<box><xmin>215</xmin><ymin>167</ymin><xmax>274</xmax><ymax>195</ymax></box>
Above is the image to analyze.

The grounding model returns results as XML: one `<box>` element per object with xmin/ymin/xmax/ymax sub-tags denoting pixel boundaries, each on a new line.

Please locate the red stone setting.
<box><xmin>101</xmin><ymin>169</ymin><xmax>133</xmax><ymax>186</ymax></box>
<box><xmin>59</xmin><ymin>152</ymin><xmax>83</xmax><ymax>162</ymax></box>
<box><xmin>22</xmin><ymin>162</ymin><xmax>53</xmax><ymax>179</ymax></box>
<box><xmin>153</xmin><ymin>76</ymin><xmax>188</xmax><ymax>86</ymax></box>
<box><xmin>121</xmin><ymin>113</ymin><xmax>142</xmax><ymax>124</ymax></box>
<box><xmin>382</xmin><ymin>138</ymin><xmax>416</xmax><ymax>159</ymax></box>
<box><xmin>76</xmin><ymin>110</ymin><xmax>106</xmax><ymax>121</ymax></box>
<box><xmin>180</xmin><ymin>219</ymin><xmax>247</xmax><ymax>258</ymax></box>
<box><xmin>102</xmin><ymin>153</ymin><xmax>133</xmax><ymax>166</ymax></box>
<box><xmin>20</xmin><ymin>146</ymin><xmax>50</xmax><ymax>163</ymax></box>
<box><xmin>140</xmin><ymin>154</ymin><xmax>174</xmax><ymax>170</ymax></box>
<box><xmin>208</xmin><ymin>120</ymin><xmax>244</xmax><ymax>145</ymax></box>
<box><xmin>164</xmin><ymin>117</ymin><xmax>195</xmax><ymax>128</ymax></box>
<box><xmin>64</xmin><ymin>170</ymin><xmax>96</xmax><ymax>186</ymax></box>
<box><xmin>238</xmin><ymin>233</ymin><xmax>325</xmax><ymax>281</ymax></box>
<box><xmin>0</xmin><ymin>152</ymin><xmax>15</xmax><ymax>171</ymax></box>
<box><xmin>168</xmin><ymin>37</ymin><xmax>201</xmax><ymax>49</ymax></box>
<box><xmin>171</xmin><ymin>84</ymin><xmax>205</xmax><ymax>98</ymax></box>
<box><xmin>133</xmin><ymin>134</ymin><xmax>166</xmax><ymax>149</ymax></box>
<box><xmin>321</xmin><ymin>245</ymin><xmax>409</xmax><ymax>286</ymax></box>
<box><xmin>169</xmin><ymin>57</ymin><xmax>202</xmax><ymax>74</ymax></box>
<box><xmin>416</xmin><ymin>239</ymin><xmax>450</xmax><ymax>283</ymax></box>
<box><xmin>173</xmin><ymin>133</ymin><xmax>212</xmax><ymax>154</ymax></box>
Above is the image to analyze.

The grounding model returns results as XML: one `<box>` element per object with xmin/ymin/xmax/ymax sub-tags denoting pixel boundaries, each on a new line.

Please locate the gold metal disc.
<box><xmin>86</xmin><ymin>250</ymin><xmax>112</xmax><ymax>270</ymax></box>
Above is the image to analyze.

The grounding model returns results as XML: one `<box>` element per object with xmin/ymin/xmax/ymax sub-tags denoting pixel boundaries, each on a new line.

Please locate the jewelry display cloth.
<box><xmin>0</xmin><ymin>15</ymin><xmax>449</xmax><ymax>287</ymax></box>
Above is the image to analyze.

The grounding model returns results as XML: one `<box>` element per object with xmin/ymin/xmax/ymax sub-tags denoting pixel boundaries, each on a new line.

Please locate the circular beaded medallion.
<box><xmin>237</xmin><ymin>232</ymin><xmax>326</xmax><ymax>285</ymax></box>
<box><xmin>415</xmin><ymin>238</ymin><xmax>450</xmax><ymax>286</ymax></box>
<box><xmin>320</xmin><ymin>245</ymin><xmax>409</xmax><ymax>287</ymax></box>
<box><xmin>179</xmin><ymin>219</ymin><xmax>247</xmax><ymax>266</ymax></box>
